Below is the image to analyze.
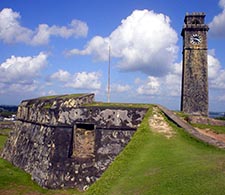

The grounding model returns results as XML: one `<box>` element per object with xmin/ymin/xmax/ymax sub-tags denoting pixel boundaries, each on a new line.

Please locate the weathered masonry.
<box><xmin>181</xmin><ymin>12</ymin><xmax>209</xmax><ymax>116</ymax></box>
<box><xmin>1</xmin><ymin>94</ymin><xmax>147</xmax><ymax>190</ymax></box>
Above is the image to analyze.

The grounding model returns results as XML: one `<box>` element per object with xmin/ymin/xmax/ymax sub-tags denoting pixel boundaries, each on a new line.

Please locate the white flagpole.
<box><xmin>107</xmin><ymin>45</ymin><xmax>111</xmax><ymax>103</ymax></box>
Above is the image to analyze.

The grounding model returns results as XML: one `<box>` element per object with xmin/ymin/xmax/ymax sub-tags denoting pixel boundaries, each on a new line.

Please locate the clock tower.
<box><xmin>181</xmin><ymin>12</ymin><xmax>209</xmax><ymax>116</ymax></box>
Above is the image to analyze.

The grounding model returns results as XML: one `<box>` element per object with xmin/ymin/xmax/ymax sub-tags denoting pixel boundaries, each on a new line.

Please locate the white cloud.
<box><xmin>207</xmin><ymin>51</ymin><xmax>225</xmax><ymax>89</ymax></box>
<box><xmin>0</xmin><ymin>52</ymin><xmax>48</xmax><ymax>96</ymax></box>
<box><xmin>137</xmin><ymin>76</ymin><xmax>160</xmax><ymax>95</ymax></box>
<box><xmin>134</xmin><ymin>50</ymin><xmax>225</xmax><ymax>99</ymax></box>
<box><xmin>0</xmin><ymin>52</ymin><xmax>48</xmax><ymax>97</ymax></box>
<box><xmin>164</xmin><ymin>73</ymin><xmax>181</xmax><ymax>97</ymax></box>
<box><xmin>0</xmin><ymin>8</ymin><xmax>88</xmax><ymax>45</ymax></box>
<box><xmin>32</xmin><ymin>19</ymin><xmax>88</xmax><ymax>45</ymax></box>
<box><xmin>111</xmin><ymin>84</ymin><xmax>131</xmax><ymax>93</ymax></box>
<box><xmin>67</xmin><ymin>72</ymin><xmax>101</xmax><ymax>90</ymax></box>
<box><xmin>210</xmin><ymin>69</ymin><xmax>225</xmax><ymax>89</ymax></box>
<box><xmin>136</xmin><ymin>61</ymin><xmax>182</xmax><ymax>97</ymax></box>
<box><xmin>0</xmin><ymin>8</ymin><xmax>32</xmax><ymax>43</ymax></box>
<box><xmin>218</xmin><ymin>94</ymin><xmax>225</xmax><ymax>101</ymax></box>
<box><xmin>219</xmin><ymin>0</ymin><xmax>225</xmax><ymax>8</ymax></box>
<box><xmin>162</xmin><ymin>62</ymin><xmax>182</xmax><ymax>97</ymax></box>
<box><xmin>209</xmin><ymin>0</ymin><xmax>225</xmax><ymax>37</ymax></box>
<box><xmin>0</xmin><ymin>52</ymin><xmax>48</xmax><ymax>84</ymax></box>
<box><xmin>134</xmin><ymin>78</ymin><xmax>142</xmax><ymax>85</ymax></box>
<box><xmin>66</xmin><ymin>36</ymin><xmax>110</xmax><ymax>61</ymax></box>
<box><xmin>208</xmin><ymin>52</ymin><xmax>221</xmax><ymax>79</ymax></box>
<box><xmin>50</xmin><ymin>70</ymin><xmax>101</xmax><ymax>90</ymax></box>
<box><xmin>6</xmin><ymin>81</ymin><xmax>39</xmax><ymax>93</ymax></box>
<box><xmin>67</xmin><ymin>9</ymin><xmax>178</xmax><ymax>76</ymax></box>
<box><xmin>50</xmin><ymin>69</ymin><xmax>71</xmax><ymax>82</ymax></box>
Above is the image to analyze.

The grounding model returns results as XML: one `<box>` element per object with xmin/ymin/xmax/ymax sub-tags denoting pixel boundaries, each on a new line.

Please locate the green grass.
<box><xmin>38</xmin><ymin>94</ymin><xmax>87</xmax><ymax>100</ymax></box>
<box><xmin>0</xmin><ymin>135</ymin><xmax>7</xmax><ymax>149</ymax></box>
<box><xmin>1</xmin><ymin>106</ymin><xmax>225</xmax><ymax>195</ymax></box>
<box><xmin>192</xmin><ymin>123</ymin><xmax>225</xmax><ymax>134</ymax></box>
<box><xmin>84</xmin><ymin>102</ymin><xmax>150</xmax><ymax>109</ymax></box>
<box><xmin>0</xmin><ymin>128</ymin><xmax>11</xmax><ymax>136</ymax></box>
<box><xmin>87</xmin><ymin>107</ymin><xmax>225</xmax><ymax>195</ymax></box>
<box><xmin>0</xmin><ymin>121</ymin><xmax>14</xmax><ymax>135</ymax></box>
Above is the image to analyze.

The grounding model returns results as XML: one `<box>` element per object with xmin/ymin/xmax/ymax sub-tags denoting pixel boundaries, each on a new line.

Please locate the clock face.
<box><xmin>190</xmin><ymin>34</ymin><xmax>201</xmax><ymax>44</ymax></box>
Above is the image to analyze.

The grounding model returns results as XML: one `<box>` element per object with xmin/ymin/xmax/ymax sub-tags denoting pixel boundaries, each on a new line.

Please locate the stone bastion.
<box><xmin>1</xmin><ymin>93</ymin><xmax>148</xmax><ymax>190</ymax></box>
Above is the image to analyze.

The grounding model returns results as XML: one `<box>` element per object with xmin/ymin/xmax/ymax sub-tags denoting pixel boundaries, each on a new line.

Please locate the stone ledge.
<box><xmin>187</xmin><ymin>115</ymin><xmax>225</xmax><ymax>126</ymax></box>
<box><xmin>157</xmin><ymin>105</ymin><xmax>225</xmax><ymax>150</ymax></box>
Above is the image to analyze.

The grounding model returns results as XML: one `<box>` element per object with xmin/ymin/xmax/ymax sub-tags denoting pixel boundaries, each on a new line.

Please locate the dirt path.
<box><xmin>195</xmin><ymin>128</ymin><xmax>225</xmax><ymax>143</ymax></box>
<box><xmin>149</xmin><ymin>107</ymin><xmax>225</xmax><ymax>144</ymax></box>
<box><xmin>149</xmin><ymin>106</ymin><xmax>176</xmax><ymax>139</ymax></box>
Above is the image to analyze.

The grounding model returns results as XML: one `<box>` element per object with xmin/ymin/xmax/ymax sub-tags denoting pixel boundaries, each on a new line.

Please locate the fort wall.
<box><xmin>1</xmin><ymin>94</ymin><xmax>147</xmax><ymax>190</ymax></box>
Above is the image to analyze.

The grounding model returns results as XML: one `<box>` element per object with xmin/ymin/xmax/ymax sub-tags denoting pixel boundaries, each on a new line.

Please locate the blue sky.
<box><xmin>0</xmin><ymin>0</ymin><xmax>225</xmax><ymax>112</ymax></box>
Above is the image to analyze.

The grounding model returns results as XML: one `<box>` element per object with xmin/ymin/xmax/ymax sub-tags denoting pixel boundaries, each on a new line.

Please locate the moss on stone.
<box><xmin>84</xmin><ymin>102</ymin><xmax>150</xmax><ymax>109</ymax></box>
<box><xmin>38</xmin><ymin>93</ymin><xmax>86</xmax><ymax>100</ymax></box>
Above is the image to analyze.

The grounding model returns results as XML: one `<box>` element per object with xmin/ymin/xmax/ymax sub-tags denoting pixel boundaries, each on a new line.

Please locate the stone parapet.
<box><xmin>17</xmin><ymin>94</ymin><xmax>146</xmax><ymax>130</ymax></box>
<box><xmin>17</xmin><ymin>94</ymin><xmax>95</xmax><ymax>124</ymax></box>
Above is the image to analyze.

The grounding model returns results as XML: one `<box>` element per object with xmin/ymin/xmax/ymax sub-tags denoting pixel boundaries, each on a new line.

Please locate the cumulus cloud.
<box><xmin>137</xmin><ymin>76</ymin><xmax>160</xmax><ymax>95</ymax></box>
<box><xmin>67</xmin><ymin>9</ymin><xmax>178</xmax><ymax>76</ymax></box>
<box><xmin>0</xmin><ymin>52</ymin><xmax>48</xmax><ymax>93</ymax></box>
<box><xmin>66</xmin><ymin>72</ymin><xmax>101</xmax><ymax>89</ymax></box>
<box><xmin>209</xmin><ymin>0</ymin><xmax>225</xmax><ymax>37</ymax></box>
<box><xmin>50</xmin><ymin>69</ymin><xmax>71</xmax><ymax>82</ymax></box>
<box><xmin>50</xmin><ymin>70</ymin><xmax>101</xmax><ymax>90</ymax></box>
<box><xmin>0</xmin><ymin>8</ymin><xmax>88</xmax><ymax>45</ymax></box>
<box><xmin>66</xmin><ymin>36</ymin><xmax>110</xmax><ymax>61</ymax></box>
<box><xmin>207</xmin><ymin>51</ymin><xmax>225</xmax><ymax>89</ymax></box>
<box><xmin>111</xmin><ymin>84</ymin><xmax>131</xmax><ymax>93</ymax></box>
<box><xmin>133</xmin><ymin>48</ymin><xmax>225</xmax><ymax>101</ymax></box>
<box><xmin>211</xmin><ymin>70</ymin><xmax>225</xmax><ymax>89</ymax></box>
<box><xmin>136</xmin><ymin>61</ymin><xmax>182</xmax><ymax>97</ymax></box>
<box><xmin>0</xmin><ymin>52</ymin><xmax>47</xmax><ymax>83</ymax></box>
<box><xmin>0</xmin><ymin>8</ymin><xmax>32</xmax><ymax>43</ymax></box>
<box><xmin>218</xmin><ymin>94</ymin><xmax>225</xmax><ymax>101</ymax></box>
<box><xmin>208</xmin><ymin>51</ymin><xmax>221</xmax><ymax>79</ymax></box>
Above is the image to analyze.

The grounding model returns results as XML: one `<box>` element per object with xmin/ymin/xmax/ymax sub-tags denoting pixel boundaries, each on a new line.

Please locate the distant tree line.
<box><xmin>0</xmin><ymin>106</ymin><xmax>18</xmax><ymax>118</ymax></box>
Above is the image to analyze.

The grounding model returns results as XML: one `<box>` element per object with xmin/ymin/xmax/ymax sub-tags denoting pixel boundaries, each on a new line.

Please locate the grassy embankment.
<box><xmin>87</xmin><ymin>106</ymin><xmax>225</xmax><ymax>195</ymax></box>
<box><xmin>0</xmin><ymin>105</ymin><xmax>225</xmax><ymax>195</ymax></box>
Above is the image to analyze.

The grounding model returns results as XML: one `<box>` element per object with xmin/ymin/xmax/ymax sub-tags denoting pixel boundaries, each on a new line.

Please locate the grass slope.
<box><xmin>87</xmin><ymin>106</ymin><xmax>225</xmax><ymax>195</ymax></box>
<box><xmin>0</xmin><ymin>106</ymin><xmax>225</xmax><ymax>195</ymax></box>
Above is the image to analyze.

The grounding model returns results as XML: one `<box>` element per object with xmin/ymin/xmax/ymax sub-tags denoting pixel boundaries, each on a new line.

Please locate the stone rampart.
<box><xmin>1</xmin><ymin>94</ymin><xmax>147</xmax><ymax>190</ymax></box>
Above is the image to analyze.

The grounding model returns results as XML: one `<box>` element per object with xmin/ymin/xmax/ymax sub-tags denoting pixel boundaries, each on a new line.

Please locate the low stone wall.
<box><xmin>1</xmin><ymin>94</ymin><xmax>147</xmax><ymax>190</ymax></box>
<box><xmin>187</xmin><ymin>115</ymin><xmax>225</xmax><ymax>126</ymax></box>
<box><xmin>157</xmin><ymin>105</ymin><xmax>225</xmax><ymax>150</ymax></box>
<box><xmin>0</xmin><ymin>121</ymin><xmax>15</xmax><ymax>129</ymax></box>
